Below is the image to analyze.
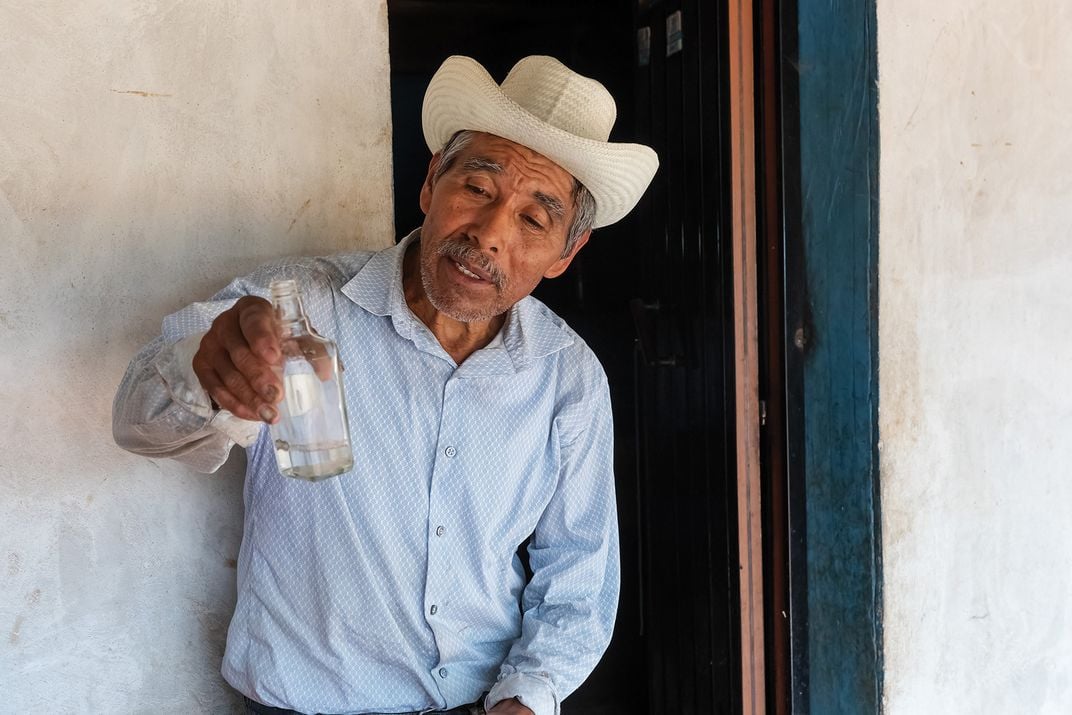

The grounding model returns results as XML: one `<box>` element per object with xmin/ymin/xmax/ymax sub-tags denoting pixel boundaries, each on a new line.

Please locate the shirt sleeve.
<box><xmin>486</xmin><ymin>367</ymin><xmax>620</xmax><ymax>715</ymax></box>
<box><xmin>111</xmin><ymin>276</ymin><xmax>270</xmax><ymax>473</ymax></box>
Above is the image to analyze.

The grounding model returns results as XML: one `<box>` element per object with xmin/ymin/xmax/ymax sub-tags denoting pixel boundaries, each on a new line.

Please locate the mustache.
<box><xmin>437</xmin><ymin>239</ymin><xmax>506</xmax><ymax>290</ymax></box>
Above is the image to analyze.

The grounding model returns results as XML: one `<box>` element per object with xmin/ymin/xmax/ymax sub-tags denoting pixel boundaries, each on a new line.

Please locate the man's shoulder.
<box><xmin>242</xmin><ymin>247</ymin><xmax>386</xmax><ymax>293</ymax></box>
<box><xmin>519</xmin><ymin>296</ymin><xmax>607</xmax><ymax>383</ymax></box>
<box><xmin>260</xmin><ymin>248</ymin><xmax>382</xmax><ymax>280</ymax></box>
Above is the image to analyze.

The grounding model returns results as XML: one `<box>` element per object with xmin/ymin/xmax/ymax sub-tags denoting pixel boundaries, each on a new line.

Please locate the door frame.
<box><xmin>737</xmin><ymin>0</ymin><xmax>884</xmax><ymax>712</ymax></box>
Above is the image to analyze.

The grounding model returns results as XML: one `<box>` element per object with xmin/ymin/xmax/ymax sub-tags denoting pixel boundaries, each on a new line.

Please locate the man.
<box><xmin>113</xmin><ymin>55</ymin><xmax>657</xmax><ymax>715</ymax></box>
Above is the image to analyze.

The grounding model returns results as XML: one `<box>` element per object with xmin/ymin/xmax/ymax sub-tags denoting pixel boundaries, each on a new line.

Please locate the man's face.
<box><xmin>416</xmin><ymin>132</ymin><xmax>590</xmax><ymax>323</ymax></box>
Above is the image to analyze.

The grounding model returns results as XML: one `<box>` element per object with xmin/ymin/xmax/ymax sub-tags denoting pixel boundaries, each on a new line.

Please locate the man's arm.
<box><xmin>486</xmin><ymin>370</ymin><xmax>620</xmax><ymax>715</ymax></box>
<box><xmin>113</xmin><ymin>332</ymin><xmax>257</xmax><ymax>473</ymax></box>
<box><xmin>112</xmin><ymin>274</ymin><xmax>285</xmax><ymax>472</ymax></box>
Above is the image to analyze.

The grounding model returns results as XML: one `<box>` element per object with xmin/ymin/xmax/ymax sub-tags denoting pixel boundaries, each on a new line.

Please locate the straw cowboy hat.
<box><xmin>421</xmin><ymin>55</ymin><xmax>659</xmax><ymax>229</ymax></box>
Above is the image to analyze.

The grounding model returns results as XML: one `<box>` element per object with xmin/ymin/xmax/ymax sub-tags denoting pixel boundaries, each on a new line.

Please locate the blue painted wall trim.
<box><xmin>792</xmin><ymin>0</ymin><xmax>882</xmax><ymax>712</ymax></box>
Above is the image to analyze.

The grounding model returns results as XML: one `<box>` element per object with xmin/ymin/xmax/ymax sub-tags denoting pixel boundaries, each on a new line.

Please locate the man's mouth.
<box><xmin>451</xmin><ymin>258</ymin><xmax>487</xmax><ymax>281</ymax></box>
<box><xmin>436</xmin><ymin>238</ymin><xmax>505</xmax><ymax>289</ymax></box>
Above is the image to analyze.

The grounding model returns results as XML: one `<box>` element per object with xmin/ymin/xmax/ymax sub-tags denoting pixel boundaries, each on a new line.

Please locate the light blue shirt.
<box><xmin>112</xmin><ymin>231</ymin><xmax>620</xmax><ymax>715</ymax></box>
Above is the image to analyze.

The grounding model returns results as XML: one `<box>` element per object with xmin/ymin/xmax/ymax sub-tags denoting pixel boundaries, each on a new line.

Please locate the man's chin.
<box><xmin>441</xmin><ymin>306</ymin><xmax>503</xmax><ymax>324</ymax></box>
<box><xmin>427</xmin><ymin>291</ymin><xmax>503</xmax><ymax>324</ymax></box>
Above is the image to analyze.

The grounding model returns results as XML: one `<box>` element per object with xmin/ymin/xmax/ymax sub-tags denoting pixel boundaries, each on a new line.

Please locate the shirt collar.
<box><xmin>340</xmin><ymin>229</ymin><xmax>574</xmax><ymax>373</ymax></box>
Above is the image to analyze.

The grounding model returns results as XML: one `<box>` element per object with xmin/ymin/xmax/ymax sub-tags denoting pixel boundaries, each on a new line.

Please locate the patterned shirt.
<box><xmin>112</xmin><ymin>230</ymin><xmax>620</xmax><ymax>715</ymax></box>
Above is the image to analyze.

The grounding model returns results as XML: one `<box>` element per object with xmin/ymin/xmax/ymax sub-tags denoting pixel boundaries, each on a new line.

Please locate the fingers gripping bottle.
<box><xmin>267</xmin><ymin>279</ymin><xmax>353</xmax><ymax>480</ymax></box>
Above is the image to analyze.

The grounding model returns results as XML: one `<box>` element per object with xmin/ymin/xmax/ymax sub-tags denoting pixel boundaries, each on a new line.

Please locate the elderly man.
<box><xmin>113</xmin><ymin>55</ymin><xmax>657</xmax><ymax>715</ymax></box>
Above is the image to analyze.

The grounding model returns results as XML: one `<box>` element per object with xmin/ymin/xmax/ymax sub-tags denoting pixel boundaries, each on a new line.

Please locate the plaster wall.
<box><xmin>0</xmin><ymin>2</ymin><xmax>393</xmax><ymax>709</ymax></box>
<box><xmin>878</xmin><ymin>1</ymin><xmax>1072</xmax><ymax>712</ymax></box>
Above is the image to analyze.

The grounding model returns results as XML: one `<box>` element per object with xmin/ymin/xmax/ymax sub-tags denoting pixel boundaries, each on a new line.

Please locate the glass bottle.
<box><xmin>267</xmin><ymin>279</ymin><xmax>353</xmax><ymax>481</ymax></box>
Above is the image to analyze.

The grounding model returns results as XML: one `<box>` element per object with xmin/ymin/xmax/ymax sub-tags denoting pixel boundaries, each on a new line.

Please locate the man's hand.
<box><xmin>486</xmin><ymin>698</ymin><xmax>534</xmax><ymax>715</ymax></box>
<box><xmin>192</xmin><ymin>295</ymin><xmax>283</xmax><ymax>423</ymax></box>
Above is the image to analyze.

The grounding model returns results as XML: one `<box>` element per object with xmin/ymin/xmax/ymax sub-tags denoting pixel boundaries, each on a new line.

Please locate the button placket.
<box><xmin>427</xmin><ymin>379</ymin><xmax>455</xmax><ymax>549</ymax></box>
<box><xmin>425</xmin><ymin>376</ymin><xmax>457</xmax><ymax>680</ymax></box>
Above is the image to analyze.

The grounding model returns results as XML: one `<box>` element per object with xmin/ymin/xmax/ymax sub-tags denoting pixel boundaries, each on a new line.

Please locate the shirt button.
<box><xmin>439</xmin><ymin>667</ymin><xmax>449</xmax><ymax>678</ymax></box>
<box><xmin>444</xmin><ymin>446</ymin><xmax>457</xmax><ymax>458</ymax></box>
<box><xmin>435</xmin><ymin>525</ymin><xmax>445</xmax><ymax>537</ymax></box>
<box><xmin>430</xmin><ymin>605</ymin><xmax>438</xmax><ymax>616</ymax></box>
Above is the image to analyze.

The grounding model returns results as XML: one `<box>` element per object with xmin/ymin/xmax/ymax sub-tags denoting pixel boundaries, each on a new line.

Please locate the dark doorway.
<box><xmin>629</xmin><ymin>0</ymin><xmax>741</xmax><ymax>712</ymax></box>
<box><xmin>387</xmin><ymin>2</ymin><xmax>741</xmax><ymax>712</ymax></box>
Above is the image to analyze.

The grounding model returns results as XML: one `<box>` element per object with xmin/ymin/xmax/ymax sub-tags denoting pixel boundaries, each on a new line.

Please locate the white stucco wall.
<box><xmin>0</xmin><ymin>2</ymin><xmax>393</xmax><ymax>709</ymax></box>
<box><xmin>879</xmin><ymin>2</ymin><xmax>1072</xmax><ymax>712</ymax></box>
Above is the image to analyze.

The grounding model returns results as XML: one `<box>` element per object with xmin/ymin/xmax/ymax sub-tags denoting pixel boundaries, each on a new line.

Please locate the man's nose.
<box><xmin>468</xmin><ymin>200</ymin><xmax>513</xmax><ymax>254</ymax></box>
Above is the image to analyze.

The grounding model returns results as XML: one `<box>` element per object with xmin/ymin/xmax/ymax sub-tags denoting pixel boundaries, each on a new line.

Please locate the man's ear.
<box><xmin>543</xmin><ymin>230</ymin><xmax>592</xmax><ymax>279</ymax></box>
<box><xmin>419</xmin><ymin>153</ymin><xmax>442</xmax><ymax>215</ymax></box>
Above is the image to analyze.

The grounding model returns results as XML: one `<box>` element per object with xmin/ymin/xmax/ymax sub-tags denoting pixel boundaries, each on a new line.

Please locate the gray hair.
<box><xmin>434</xmin><ymin>130</ymin><xmax>595</xmax><ymax>258</ymax></box>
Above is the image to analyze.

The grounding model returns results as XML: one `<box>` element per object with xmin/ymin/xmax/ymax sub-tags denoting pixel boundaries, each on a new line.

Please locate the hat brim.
<box><xmin>421</xmin><ymin>56</ymin><xmax>659</xmax><ymax>229</ymax></box>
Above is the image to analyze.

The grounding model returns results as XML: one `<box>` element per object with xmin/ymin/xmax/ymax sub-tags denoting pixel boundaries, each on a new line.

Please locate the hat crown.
<box><xmin>500</xmin><ymin>56</ymin><xmax>617</xmax><ymax>142</ymax></box>
<box><xmin>421</xmin><ymin>55</ymin><xmax>658</xmax><ymax>228</ymax></box>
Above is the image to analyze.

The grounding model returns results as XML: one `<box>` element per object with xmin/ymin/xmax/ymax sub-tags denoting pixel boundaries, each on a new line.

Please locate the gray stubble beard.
<box><xmin>420</xmin><ymin>238</ymin><xmax>510</xmax><ymax>324</ymax></box>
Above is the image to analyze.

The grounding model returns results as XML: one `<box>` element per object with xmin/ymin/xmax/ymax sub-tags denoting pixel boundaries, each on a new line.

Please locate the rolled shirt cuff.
<box><xmin>153</xmin><ymin>331</ymin><xmax>263</xmax><ymax>447</ymax></box>
<box><xmin>485</xmin><ymin>673</ymin><xmax>558</xmax><ymax>715</ymax></box>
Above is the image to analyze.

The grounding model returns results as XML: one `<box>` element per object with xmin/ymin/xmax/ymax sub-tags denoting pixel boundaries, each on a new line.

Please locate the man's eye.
<box><xmin>523</xmin><ymin>216</ymin><xmax>545</xmax><ymax>231</ymax></box>
<box><xmin>465</xmin><ymin>184</ymin><xmax>487</xmax><ymax>196</ymax></box>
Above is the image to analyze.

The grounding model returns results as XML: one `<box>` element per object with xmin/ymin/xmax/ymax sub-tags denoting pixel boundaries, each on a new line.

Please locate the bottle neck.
<box><xmin>270</xmin><ymin>280</ymin><xmax>312</xmax><ymax>337</ymax></box>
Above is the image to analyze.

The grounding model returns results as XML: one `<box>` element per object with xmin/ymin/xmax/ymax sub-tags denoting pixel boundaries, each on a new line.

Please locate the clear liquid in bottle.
<box><xmin>267</xmin><ymin>279</ymin><xmax>353</xmax><ymax>481</ymax></box>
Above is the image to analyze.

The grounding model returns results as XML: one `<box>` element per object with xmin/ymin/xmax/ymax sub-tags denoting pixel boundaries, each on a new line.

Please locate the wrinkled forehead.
<box><xmin>455</xmin><ymin>132</ymin><xmax>577</xmax><ymax>190</ymax></box>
